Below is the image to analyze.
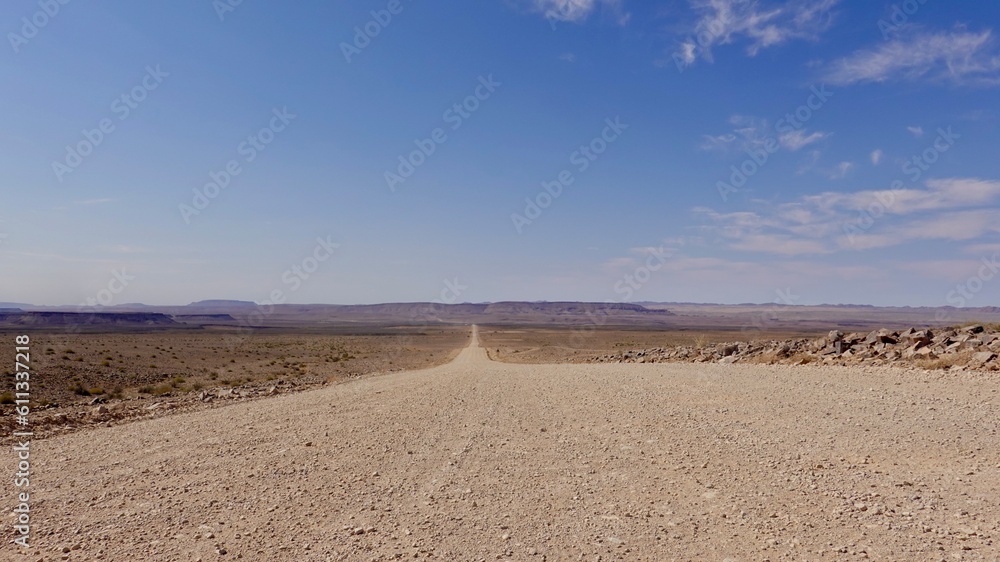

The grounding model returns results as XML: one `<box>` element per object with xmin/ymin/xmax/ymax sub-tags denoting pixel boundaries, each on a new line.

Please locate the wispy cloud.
<box><xmin>824</xmin><ymin>28</ymin><xmax>1000</xmax><ymax>86</ymax></box>
<box><xmin>695</xmin><ymin>178</ymin><xmax>1000</xmax><ymax>254</ymax></box>
<box><xmin>870</xmin><ymin>149</ymin><xmax>883</xmax><ymax>165</ymax></box>
<box><xmin>846</xmin><ymin>209</ymin><xmax>1000</xmax><ymax>250</ymax></box>
<box><xmin>779</xmin><ymin>129</ymin><xmax>829</xmax><ymax>151</ymax></box>
<box><xmin>75</xmin><ymin>198</ymin><xmax>117</xmax><ymax>206</ymax></box>
<box><xmin>701</xmin><ymin>115</ymin><xmax>828</xmax><ymax>153</ymax></box>
<box><xmin>558</xmin><ymin>52</ymin><xmax>577</xmax><ymax>62</ymax></box>
<box><xmin>907</xmin><ymin>126</ymin><xmax>924</xmax><ymax>137</ymax></box>
<box><xmin>525</xmin><ymin>0</ymin><xmax>629</xmax><ymax>25</ymax></box>
<box><xmin>674</xmin><ymin>0</ymin><xmax>840</xmax><ymax>68</ymax></box>
<box><xmin>826</xmin><ymin>161</ymin><xmax>853</xmax><ymax>179</ymax></box>
<box><xmin>807</xmin><ymin>178</ymin><xmax>1000</xmax><ymax>215</ymax></box>
<box><xmin>729</xmin><ymin>233</ymin><xmax>831</xmax><ymax>255</ymax></box>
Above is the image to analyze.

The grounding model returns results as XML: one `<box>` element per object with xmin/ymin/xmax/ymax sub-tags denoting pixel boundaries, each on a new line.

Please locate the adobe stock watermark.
<box><xmin>878</xmin><ymin>0</ymin><xmax>933</xmax><ymax>39</ymax></box>
<box><xmin>511</xmin><ymin>117</ymin><xmax>628</xmax><ymax>233</ymax></box>
<box><xmin>384</xmin><ymin>75</ymin><xmax>501</xmax><ymax>192</ymax></box>
<box><xmin>566</xmin><ymin>245</ymin><xmax>672</xmax><ymax>348</ymax></box>
<box><xmin>740</xmin><ymin>288</ymin><xmax>801</xmax><ymax>339</ymax></box>
<box><xmin>224</xmin><ymin>236</ymin><xmax>340</xmax><ymax>351</ymax></box>
<box><xmin>51</xmin><ymin>65</ymin><xmax>169</xmax><ymax>183</ymax></box>
<box><xmin>340</xmin><ymin>0</ymin><xmax>413</xmax><ymax>63</ymax></box>
<box><xmin>842</xmin><ymin>127</ymin><xmax>959</xmax><ymax>246</ymax></box>
<box><xmin>179</xmin><ymin>107</ymin><xmax>296</xmax><ymax>223</ymax></box>
<box><xmin>934</xmin><ymin>253</ymin><xmax>1000</xmax><ymax>323</ymax></box>
<box><xmin>7</xmin><ymin>0</ymin><xmax>73</xmax><ymax>54</ymax></box>
<box><xmin>716</xmin><ymin>85</ymin><xmax>834</xmax><ymax>202</ymax></box>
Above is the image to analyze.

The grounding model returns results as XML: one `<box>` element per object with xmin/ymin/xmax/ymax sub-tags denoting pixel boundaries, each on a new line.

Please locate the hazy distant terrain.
<box><xmin>5</xmin><ymin>300</ymin><xmax>1000</xmax><ymax>331</ymax></box>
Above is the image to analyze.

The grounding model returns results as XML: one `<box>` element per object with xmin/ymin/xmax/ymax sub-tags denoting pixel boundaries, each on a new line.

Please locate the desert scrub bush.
<box><xmin>0</xmin><ymin>392</ymin><xmax>15</xmax><ymax>405</ymax></box>
<box><xmin>788</xmin><ymin>353</ymin><xmax>817</xmax><ymax>365</ymax></box>
<box><xmin>138</xmin><ymin>386</ymin><xmax>154</xmax><ymax>395</ymax></box>
<box><xmin>69</xmin><ymin>383</ymin><xmax>91</xmax><ymax>396</ymax></box>
<box><xmin>917</xmin><ymin>350</ymin><xmax>974</xmax><ymax>370</ymax></box>
<box><xmin>152</xmin><ymin>385</ymin><xmax>172</xmax><ymax>396</ymax></box>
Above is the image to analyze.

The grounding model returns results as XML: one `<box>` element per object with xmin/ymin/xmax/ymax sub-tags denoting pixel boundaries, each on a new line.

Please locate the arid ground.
<box><xmin>5</xmin><ymin>326</ymin><xmax>998</xmax><ymax>561</ymax></box>
<box><xmin>0</xmin><ymin>327</ymin><xmax>469</xmax><ymax>442</ymax></box>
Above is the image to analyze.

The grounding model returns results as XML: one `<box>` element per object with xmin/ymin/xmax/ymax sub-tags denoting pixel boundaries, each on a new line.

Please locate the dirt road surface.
<box><xmin>6</xmin><ymin>327</ymin><xmax>999</xmax><ymax>561</ymax></box>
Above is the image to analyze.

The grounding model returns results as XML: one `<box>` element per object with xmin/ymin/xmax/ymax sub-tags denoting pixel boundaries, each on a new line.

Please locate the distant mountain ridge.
<box><xmin>187</xmin><ymin>300</ymin><xmax>257</xmax><ymax>308</ymax></box>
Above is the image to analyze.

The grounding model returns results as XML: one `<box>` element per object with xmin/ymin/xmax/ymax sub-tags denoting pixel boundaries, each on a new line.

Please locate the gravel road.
<box><xmin>7</xmin><ymin>326</ymin><xmax>999</xmax><ymax>561</ymax></box>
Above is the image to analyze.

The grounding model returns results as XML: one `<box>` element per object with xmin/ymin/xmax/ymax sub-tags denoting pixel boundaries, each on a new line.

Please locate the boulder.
<box><xmin>971</xmin><ymin>351</ymin><xmax>996</xmax><ymax>366</ymax></box>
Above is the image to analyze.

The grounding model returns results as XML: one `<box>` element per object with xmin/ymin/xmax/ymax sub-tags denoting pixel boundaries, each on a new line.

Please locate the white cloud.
<box><xmin>870</xmin><ymin>149</ymin><xmax>883</xmax><ymax>165</ymax></box>
<box><xmin>702</xmin><ymin>115</ymin><xmax>827</xmax><ymax>153</ymax></box>
<box><xmin>808</xmin><ymin>178</ymin><xmax>1000</xmax><ymax>215</ymax></box>
<box><xmin>907</xmin><ymin>125</ymin><xmax>924</xmax><ymax>137</ymax></box>
<box><xmin>527</xmin><ymin>0</ymin><xmax>629</xmax><ymax>24</ymax></box>
<box><xmin>841</xmin><ymin>209</ymin><xmax>1000</xmax><ymax>249</ymax></box>
<box><xmin>558</xmin><ymin>52</ymin><xmax>577</xmax><ymax>63</ymax></box>
<box><xmin>826</xmin><ymin>161</ymin><xmax>853</xmax><ymax>180</ymax></box>
<box><xmin>674</xmin><ymin>0</ymin><xmax>840</xmax><ymax>68</ymax></box>
<box><xmin>824</xmin><ymin>29</ymin><xmax>1000</xmax><ymax>86</ymax></box>
<box><xmin>963</xmin><ymin>243</ymin><xmax>1000</xmax><ymax>256</ymax></box>
<box><xmin>779</xmin><ymin>129</ymin><xmax>828</xmax><ymax>151</ymax></box>
<box><xmin>696</xmin><ymin>178</ymin><xmax>1000</xmax><ymax>254</ymax></box>
<box><xmin>728</xmin><ymin>233</ymin><xmax>830</xmax><ymax>256</ymax></box>
<box><xmin>699</xmin><ymin>133</ymin><xmax>738</xmax><ymax>151</ymax></box>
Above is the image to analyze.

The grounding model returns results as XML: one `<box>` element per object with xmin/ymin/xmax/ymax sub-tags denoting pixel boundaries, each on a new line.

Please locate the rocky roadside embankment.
<box><xmin>589</xmin><ymin>324</ymin><xmax>1000</xmax><ymax>372</ymax></box>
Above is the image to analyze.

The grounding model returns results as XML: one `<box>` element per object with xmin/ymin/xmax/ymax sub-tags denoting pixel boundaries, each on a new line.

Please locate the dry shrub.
<box><xmin>916</xmin><ymin>350</ymin><xmax>974</xmax><ymax>370</ymax></box>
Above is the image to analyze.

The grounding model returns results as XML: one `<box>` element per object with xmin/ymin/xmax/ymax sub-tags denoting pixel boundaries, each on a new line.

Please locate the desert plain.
<box><xmin>1</xmin><ymin>302</ymin><xmax>999</xmax><ymax>561</ymax></box>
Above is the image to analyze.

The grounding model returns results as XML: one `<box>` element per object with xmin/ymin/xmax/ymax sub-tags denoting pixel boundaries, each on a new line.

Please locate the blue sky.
<box><xmin>2</xmin><ymin>0</ymin><xmax>1000</xmax><ymax>307</ymax></box>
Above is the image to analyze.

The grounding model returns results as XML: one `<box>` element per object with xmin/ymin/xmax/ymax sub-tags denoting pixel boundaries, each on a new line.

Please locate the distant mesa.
<box><xmin>482</xmin><ymin>301</ymin><xmax>674</xmax><ymax>316</ymax></box>
<box><xmin>187</xmin><ymin>300</ymin><xmax>258</xmax><ymax>308</ymax></box>
<box><xmin>0</xmin><ymin>311</ymin><xmax>177</xmax><ymax>327</ymax></box>
<box><xmin>172</xmin><ymin>314</ymin><xmax>237</xmax><ymax>323</ymax></box>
